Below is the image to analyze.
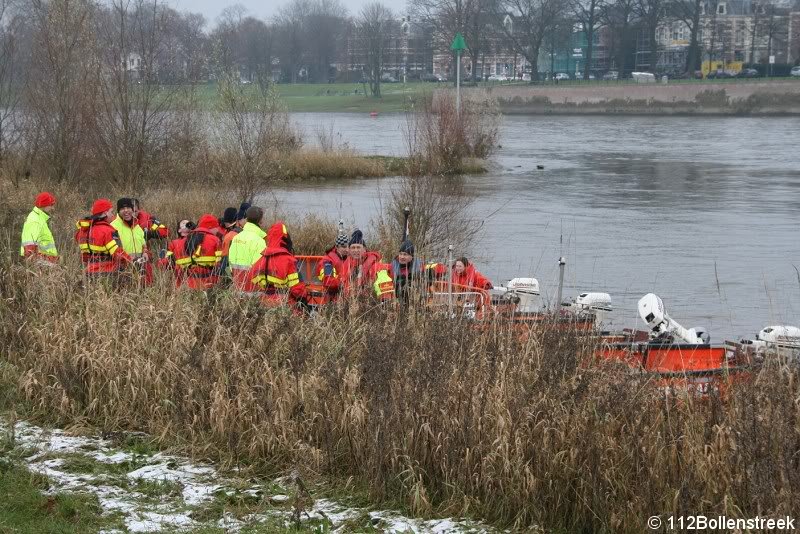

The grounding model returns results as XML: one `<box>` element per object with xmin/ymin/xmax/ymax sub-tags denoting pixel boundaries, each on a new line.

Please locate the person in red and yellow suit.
<box><xmin>158</xmin><ymin>219</ymin><xmax>194</xmax><ymax>287</ymax></box>
<box><xmin>111</xmin><ymin>198</ymin><xmax>151</xmax><ymax>286</ymax></box>
<box><xmin>75</xmin><ymin>199</ymin><xmax>132</xmax><ymax>277</ymax></box>
<box><xmin>321</xmin><ymin>229</ymin><xmax>392</xmax><ymax>301</ymax></box>
<box><xmin>316</xmin><ymin>233</ymin><xmax>349</xmax><ymax>300</ymax></box>
<box><xmin>248</xmin><ymin>221</ymin><xmax>307</xmax><ymax>309</ymax></box>
<box><xmin>174</xmin><ymin>214</ymin><xmax>223</xmax><ymax>290</ymax></box>
<box><xmin>451</xmin><ymin>257</ymin><xmax>493</xmax><ymax>290</ymax></box>
<box><xmin>132</xmin><ymin>198</ymin><xmax>168</xmax><ymax>240</ymax></box>
<box><xmin>20</xmin><ymin>192</ymin><xmax>58</xmax><ymax>265</ymax></box>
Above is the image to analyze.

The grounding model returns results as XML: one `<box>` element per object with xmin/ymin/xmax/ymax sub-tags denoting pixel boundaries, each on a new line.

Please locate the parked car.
<box><xmin>631</xmin><ymin>71</ymin><xmax>656</xmax><ymax>83</ymax></box>
<box><xmin>554</xmin><ymin>72</ymin><xmax>570</xmax><ymax>81</ymax></box>
<box><xmin>791</xmin><ymin>66</ymin><xmax>800</xmax><ymax>77</ymax></box>
<box><xmin>420</xmin><ymin>72</ymin><xmax>443</xmax><ymax>82</ymax></box>
<box><xmin>380</xmin><ymin>73</ymin><xmax>397</xmax><ymax>83</ymax></box>
<box><xmin>737</xmin><ymin>68</ymin><xmax>760</xmax><ymax>78</ymax></box>
<box><xmin>602</xmin><ymin>71</ymin><xmax>619</xmax><ymax>80</ymax></box>
<box><xmin>487</xmin><ymin>73</ymin><xmax>510</xmax><ymax>81</ymax></box>
<box><xmin>706</xmin><ymin>70</ymin><xmax>734</xmax><ymax>79</ymax></box>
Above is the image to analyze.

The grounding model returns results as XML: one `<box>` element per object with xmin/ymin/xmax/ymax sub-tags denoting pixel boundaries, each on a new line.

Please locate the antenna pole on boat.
<box><xmin>447</xmin><ymin>244</ymin><xmax>454</xmax><ymax>317</ymax></box>
<box><xmin>402</xmin><ymin>206</ymin><xmax>411</xmax><ymax>242</ymax></box>
<box><xmin>556</xmin><ymin>256</ymin><xmax>566</xmax><ymax>314</ymax></box>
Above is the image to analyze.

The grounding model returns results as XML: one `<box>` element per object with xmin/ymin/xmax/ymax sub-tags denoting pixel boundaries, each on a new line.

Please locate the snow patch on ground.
<box><xmin>2</xmin><ymin>419</ymin><xmax>496</xmax><ymax>533</ymax></box>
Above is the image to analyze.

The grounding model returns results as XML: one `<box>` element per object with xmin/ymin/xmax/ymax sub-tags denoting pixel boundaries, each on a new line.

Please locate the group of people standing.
<box><xmin>19</xmin><ymin>192</ymin><xmax>494</xmax><ymax>310</ymax></box>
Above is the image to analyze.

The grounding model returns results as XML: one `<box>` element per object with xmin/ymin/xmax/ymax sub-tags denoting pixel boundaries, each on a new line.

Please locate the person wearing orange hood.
<box><xmin>316</xmin><ymin>233</ymin><xmax>349</xmax><ymax>300</ymax></box>
<box><xmin>248</xmin><ymin>221</ymin><xmax>307</xmax><ymax>308</ymax></box>
<box><xmin>451</xmin><ymin>257</ymin><xmax>493</xmax><ymax>290</ymax></box>
<box><xmin>173</xmin><ymin>214</ymin><xmax>223</xmax><ymax>290</ymax></box>
<box><xmin>75</xmin><ymin>199</ymin><xmax>132</xmax><ymax>277</ymax></box>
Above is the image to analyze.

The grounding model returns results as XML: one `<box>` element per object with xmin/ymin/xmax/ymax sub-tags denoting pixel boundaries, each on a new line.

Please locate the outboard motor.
<box><xmin>742</xmin><ymin>325</ymin><xmax>800</xmax><ymax>358</ymax></box>
<box><xmin>637</xmin><ymin>293</ymin><xmax>706</xmax><ymax>344</ymax></box>
<box><xmin>562</xmin><ymin>292</ymin><xmax>612</xmax><ymax>323</ymax></box>
<box><xmin>505</xmin><ymin>278</ymin><xmax>540</xmax><ymax>313</ymax></box>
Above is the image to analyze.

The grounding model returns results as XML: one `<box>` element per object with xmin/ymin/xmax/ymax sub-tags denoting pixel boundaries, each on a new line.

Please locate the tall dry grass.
<box><xmin>3</xmin><ymin>176</ymin><xmax>800</xmax><ymax>532</ymax></box>
<box><xmin>2</xmin><ymin>207</ymin><xmax>800</xmax><ymax>531</ymax></box>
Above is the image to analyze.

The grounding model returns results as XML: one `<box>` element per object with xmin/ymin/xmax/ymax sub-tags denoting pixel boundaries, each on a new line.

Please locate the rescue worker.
<box><xmin>452</xmin><ymin>257</ymin><xmax>493</xmax><ymax>290</ymax></box>
<box><xmin>249</xmin><ymin>221</ymin><xmax>308</xmax><ymax>309</ymax></box>
<box><xmin>219</xmin><ymin>206</ymin><xmax>245</xmax><ymax>277</ymax></box>
<box><xmin>322</xmin><ymin>229</ymin><xmax>391</xmax><ymax>301</ymax></box>
<box><xmin>159</xmin><ymin>219</ymin><xmax>194</xmax><ymax>286</ymax></box>
<box><xmin>132</xmin><ymin>198</ymin><xmax>168</xmax><ymax>240</ymax></box>
<box><xmin>174</xmin><ymin>214</ymin><xmax>223</xmax><ymax>290</ymax></box>
<box><xmin>75</xmin><ymin>198</ymin><xmax>132</xmax><ymax>278</ymax></box>
<box><xmin>390</xmin><ymin>240</ymin><xmax>441</xmax><ymax>304</ymax></box>
<box><xmin>111</xmin><ymin>198</ymin><xmax>147</xmax><ymax>259</ymax></box>
<box><xmin>316</xmin><ymin>233</ymin><xmax>349</xmax><ymax>299</ymax></box>
<box><xmin>228</xmin><ymin>206</ymin><xmax>267</xmax><ymax>294</ymax></box>
<box><xmin>20</xmin><ymin>192</ymin><xmax>58</xmax><ymax>265</ymax></box>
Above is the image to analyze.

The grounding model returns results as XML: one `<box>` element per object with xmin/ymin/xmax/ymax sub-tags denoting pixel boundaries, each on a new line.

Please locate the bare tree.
<box><xmin>570</xmin><ymin>0</ymin><xmax>604</xmax><ymax>78</ymax></box>
<box><xmin>758</xmin><ymin>0</ymin><xmax>787</xmax><ymax>74</ymax></box>
<box><xmin>27</xmin><ymin>0</ymin><xmax>97</xmax><ymax>183</ymax></box>
<box><xmin>601</xmin><ymin>0</ymin><xmax>636</xmax><ymax>75</ymax></box>
<box><xmin>635</xmin><ymin>0</ymin><xmax>666</xmax><ymax>71</ymax></box>
<box><xmin>305</xmin><ymin>0</ymin><xmax>348</xmax><ymax>82</ymax></box>
<box><xmin>214</xmin><ymin>73</ymin><xmax>300</xmax><ymax>199</ymax></box>
<box><xmin>493</xmin><ymin>0</ymin><xmax>566</xmax><ymax>81</ymax></box>
<box><xmin>358</xmin><ymin>2</ymin><xmax>394</xmax><ymax>97</ymax></box>
<box><xmin>212</xmin><ymin>4</ymin><xmax>248</xmax><ymax>75</ymax></box>
<box><xmin>0</xmin><ymin>0</ymin><xmax>25</xmax><ymax>163</ymax></box>
<box><xmin>670</xmin><ymin>0</ymin><xmax>703</xmax><ymax>73</ymax></box>
<box><xmin>410</xmin><ymin>0</ymin><xmax>494</xmax><ymax>82</ymax></box>
<box><xmin>274</xmin><ymin>0</ymin><xmax>311</xmax><ymax>83</ymax></box>
<box><xmin>91</xmin><ymin>0</ymin><xmax>183</xmax><ymax>186</ymax></box>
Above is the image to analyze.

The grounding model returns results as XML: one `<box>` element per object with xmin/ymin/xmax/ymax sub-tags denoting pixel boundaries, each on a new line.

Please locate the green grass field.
<box><xmin>196</xmin><ymin>81</ymin><xmax>441</xmax><ymax>113</ymax></box>
<box><xmin>190</xmin><ymin>76</ymin><xmax>799</xmax><ymax>113</ymax></box>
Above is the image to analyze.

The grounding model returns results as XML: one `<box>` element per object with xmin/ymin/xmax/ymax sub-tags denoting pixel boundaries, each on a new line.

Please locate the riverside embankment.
<box><xmin>484</xmin><ymin>79</ymin><xmax>800</xmax><ymax>115</ymax></box>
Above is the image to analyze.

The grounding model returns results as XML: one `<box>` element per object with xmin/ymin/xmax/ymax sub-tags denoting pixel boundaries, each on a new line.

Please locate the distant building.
<box><xmin>341</xmin><ymin>16</ymin><xmax>433</xmax><ymax>81</ymax></box>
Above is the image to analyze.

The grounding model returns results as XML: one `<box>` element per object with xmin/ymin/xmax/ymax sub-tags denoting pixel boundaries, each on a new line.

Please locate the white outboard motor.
<box><xmin>757</xmin><ymin>326</ymin><xmax>800</xmax><ymax>346</ymax></box>
<box><xmin>562</xmin><ymin>292</ymin><xmax>612</xmax><ymax>323</ymax></box>
<box><xmin>505</xmin><ymin>278</ymin><xmax>540</xmax><ymax>313</ymax></box>
<box><xmin>637</xmin><ymin>293</ymin><xmax>706</xmax><ymax>344</ymax></box>
<box><xmin>743</xmin><ymin>326</ymin><xmax>800</xmax><ymax>358</ymax></box>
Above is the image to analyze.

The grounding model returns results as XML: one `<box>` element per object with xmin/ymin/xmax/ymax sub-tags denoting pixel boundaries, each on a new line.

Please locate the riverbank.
<box><xmin>487</xmin><ymin>79</ymin><xmax>800</xmax><ymax>115</ymax></box>
<box><xmin>0</xmin><ymin>417</ymin><xmax>491</xmax><ymax>533</ymax></box>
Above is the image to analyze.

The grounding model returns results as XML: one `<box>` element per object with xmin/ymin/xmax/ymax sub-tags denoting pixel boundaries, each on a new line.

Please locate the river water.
<box><xmin>275</xmin><ymin>113</ymin><xmax>800</xmax><ymax>341</ymax></box>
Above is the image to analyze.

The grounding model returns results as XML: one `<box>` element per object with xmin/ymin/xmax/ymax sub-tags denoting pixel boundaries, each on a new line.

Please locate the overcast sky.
<box><xmin>172</xmin><ymin>0</ymin><xmax>391</xmax><ymax>26</ymax></box>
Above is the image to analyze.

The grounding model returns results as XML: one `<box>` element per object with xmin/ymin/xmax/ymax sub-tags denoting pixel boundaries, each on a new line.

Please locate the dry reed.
<box><xmin>2</xmin><ymin>178</ymin><xmax>800</xmax><ymax>532</ymax></box>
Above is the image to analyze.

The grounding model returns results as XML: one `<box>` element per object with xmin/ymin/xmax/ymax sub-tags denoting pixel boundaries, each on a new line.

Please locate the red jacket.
<box><xmin>452</xmin><ymin>264</ymin><xmax>493</xmax><ymax>290</ymax></box>
<box><xmin>322</xmin><ymin>251</ymin><xmax>382</xmax><ymax>296</ymax></box>
<box><xmin>316</xmin><ymin>247</ymin><xmax>347</xmax><ymax>294</ymax></box>
<box><xmin>75</xmin><ymin>218</ymin><xmax>131</xmax><ymax>273</ymax></box>
<box><xmin>248</xmin><ymin>222</ymin><xmax>306</xmax><ymax>305</ymax></box>
<box><xmin>159</xmin><ymin>237</ymin><xmax>187</xmax><ymax>286</ymax></box>
<box><xmin>174</xmin><ymin>229</ymin><xmax>222</xmax><ymax>290</ymax></box>
<box><xmin>136</xmin><ymin>210</ymin><xmax>168</xmax><ymax>239</ymax></box>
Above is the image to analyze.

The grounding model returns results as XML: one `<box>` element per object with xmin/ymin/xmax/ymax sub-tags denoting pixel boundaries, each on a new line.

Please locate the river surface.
<box><xmin>276</xmin><ymin>113</ymin><xmax>800</xmax><ymax>341</ymax></box>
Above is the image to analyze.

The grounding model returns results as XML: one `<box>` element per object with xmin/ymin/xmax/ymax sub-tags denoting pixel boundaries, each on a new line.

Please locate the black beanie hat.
<box><xmin>117</xmin><ymin>197</ymin><xmax>134</xmax><ymax>211</ymax></box>
<box><xmin>236</xmin><ymin>202</ymin><xmax>251</xmax><ymax>221</ymax></box>
<box><xmin>349</xmin><ymin>229</ymin><xmax>365</xmax><ymax>246</ymax></box>
<box><xmin>222</xmin><ymin>207</ymin><xmax>238</xmax><ymax>225</ymax></box>
<box><xmin>399</xmin><ymin>239</ymin><xmax>415</xmax><ymax>256</ymax></box>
